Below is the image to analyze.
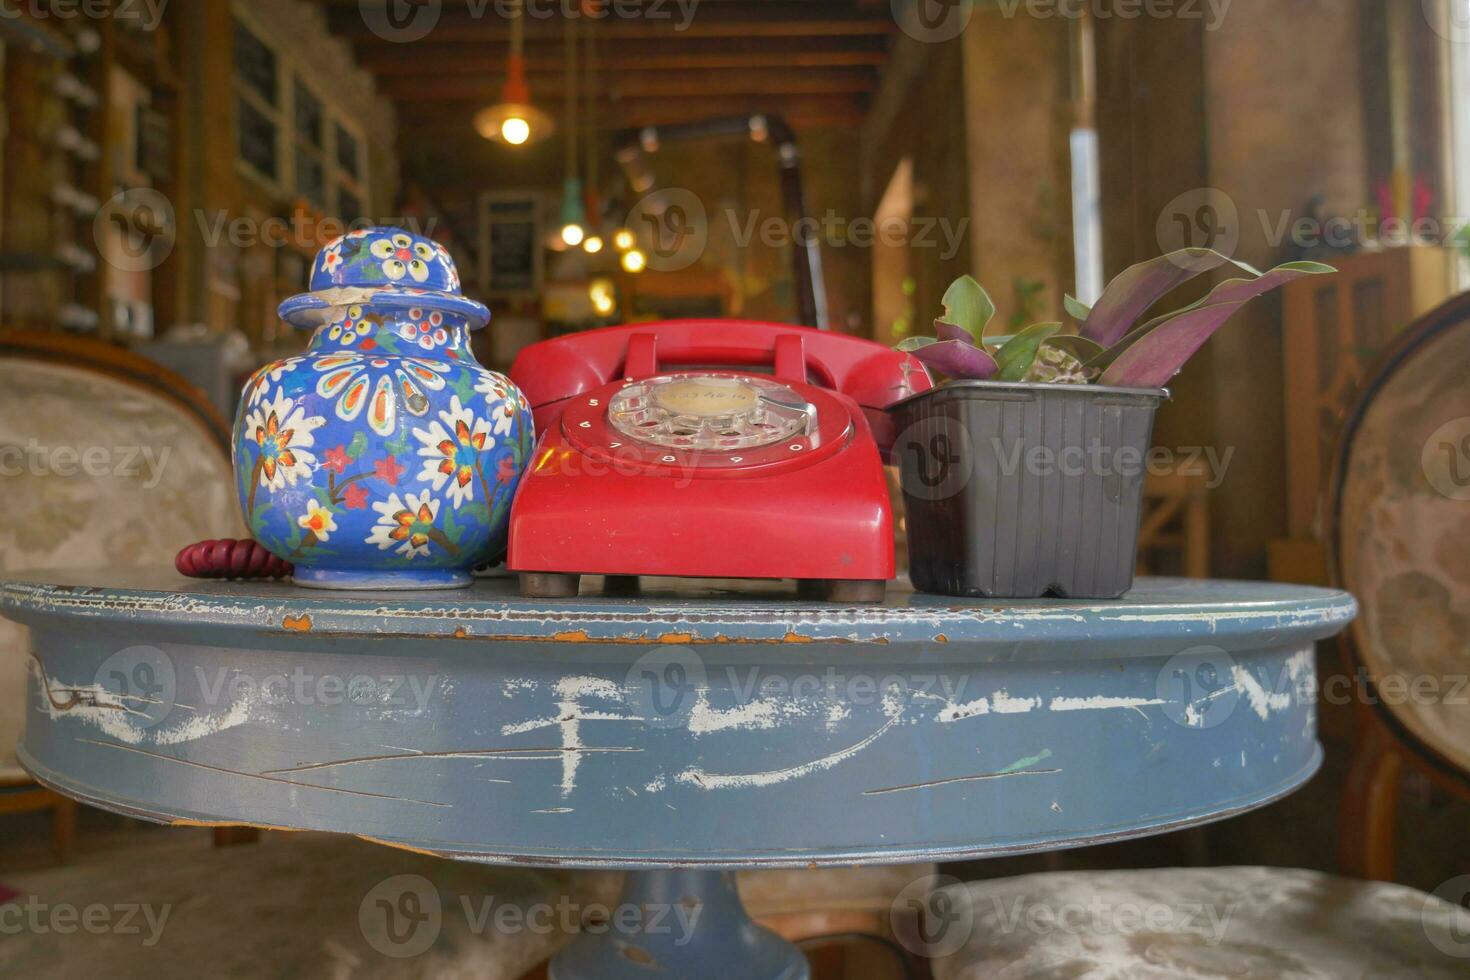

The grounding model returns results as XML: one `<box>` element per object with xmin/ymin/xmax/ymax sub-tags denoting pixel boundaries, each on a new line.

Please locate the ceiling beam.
<box><xmin>355</xmin><ymin>38</ymin><xmax>890</xmax><ymax>75</ymax></box>
<box><xmin>326</xmin><ymin>4</ymin><xmax>897</xmax><ymax>42</ymax></box>
<box><xmin>379</xmin><ymin>66</ymin><xmax>877</xmax><ymax>101</ymax></box>
<box><xmin>398</xmin><ymin>93</ymin><xmax>871</xmax><ymax>132</ymax></box>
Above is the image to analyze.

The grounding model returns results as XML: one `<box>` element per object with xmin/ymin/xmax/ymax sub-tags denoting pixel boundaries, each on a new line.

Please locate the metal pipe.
<box><xmin>613</xmin><ymin>114</ymin><xmax>829</xmax><ymax>329</ymax></box>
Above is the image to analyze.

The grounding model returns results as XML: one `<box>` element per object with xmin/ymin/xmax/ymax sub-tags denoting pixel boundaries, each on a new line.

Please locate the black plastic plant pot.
<box><xmin>889</xmin><ymin>380</ymin><xmax>1168</xmax><ymax>599</ymax></box>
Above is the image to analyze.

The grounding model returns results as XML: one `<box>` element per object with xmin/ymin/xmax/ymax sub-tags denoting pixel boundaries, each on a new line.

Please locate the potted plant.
<box><xmin>889</xmin><ymin>248</ymin><xmax>1333</xmax><ymax>598</ymax></box>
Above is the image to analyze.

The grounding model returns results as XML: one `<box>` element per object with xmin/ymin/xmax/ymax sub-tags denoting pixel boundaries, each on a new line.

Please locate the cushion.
<box><xmin>930</xmin><ymin>867</ymin><xmax>1470</xmax><ymax>979</ymax></box>
<box><xmin>1337</xmin><ymin>317</ymin><xmax>1470</xmax><ymax>772</ymax></box>
<box><xmin>0</xmin><ymin>830</ymin><xmax>583</xmax><ymax>978</ymax></box>
<box><xmin>0</xmin><ymin>358</ymin><xmax>242</xmax><ymax>769</ymax></box>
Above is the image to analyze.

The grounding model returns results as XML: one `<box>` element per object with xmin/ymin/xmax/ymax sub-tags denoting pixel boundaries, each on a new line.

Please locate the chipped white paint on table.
<box><xmin>0</xmin><ymin>569</ymin><xmax>1356</xmax><ymax>979</ymax></box>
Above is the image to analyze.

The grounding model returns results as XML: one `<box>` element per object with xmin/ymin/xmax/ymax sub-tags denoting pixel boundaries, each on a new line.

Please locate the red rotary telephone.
<box><xmin>507</xmin><ymin>320</ymin><xmax>932</xmax><ymax>600</ymax></box>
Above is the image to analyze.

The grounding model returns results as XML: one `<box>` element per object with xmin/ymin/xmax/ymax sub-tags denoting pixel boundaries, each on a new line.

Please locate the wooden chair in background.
<box><xmin>0</xmin><ymin>331</ymin><xmax>244</xmax><ymax>862</ymax></box>
<box><xmin>1137</xmin><ymin>468</ymin><xmax>1211</xmax><ymax>579</ymax></box>
<box><xmin>1329</xmin><ymin>292</ymin><xmax>1470</xmax><ymax>881</ymax></box>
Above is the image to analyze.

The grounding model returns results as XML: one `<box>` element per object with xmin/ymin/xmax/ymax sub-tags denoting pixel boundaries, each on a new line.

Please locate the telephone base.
<box><xmin>518</xmin><ymin>573</ymin><xmax>886</xmax><ymax>603</ymax></box>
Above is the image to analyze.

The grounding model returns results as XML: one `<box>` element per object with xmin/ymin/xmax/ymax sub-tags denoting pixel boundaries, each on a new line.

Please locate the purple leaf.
<box><xmin>1098</xmin><ymin>301</ymin><xmax>1248</xmax><ymax>388</ymax></box>
<box><xmin>1099</xmin><ymin>262</ymin><xmax>1332</xmax><ymax>388</ymax></box>
<box><xmin>909</xmin><ymin>339</ymin><xmax>999</xmax><ymax>381</ymax></box>
<box><xmin>933</xmin><ymin>319</ymin><xmax>974</xmax><ymax>344</ymax></box>
<box><xmin>1082</xmin><ymin>248</ymin><xmax>1258</xmax><ymax>347</ymax></box>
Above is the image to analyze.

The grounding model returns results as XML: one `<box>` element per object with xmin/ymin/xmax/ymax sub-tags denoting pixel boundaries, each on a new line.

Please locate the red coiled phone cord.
<box><xmin>175</xmin><ymin>539</ymin><xmax>292</xmax><ymax>580</ymax></box>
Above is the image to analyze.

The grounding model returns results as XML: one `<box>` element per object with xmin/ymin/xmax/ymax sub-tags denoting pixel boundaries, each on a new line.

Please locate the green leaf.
<box><xmin>248</xmin><ymin>501</ymin><xmax>274</xmax><ymax>538</ymax></box>
<box><xmin>347</xmin><ymin>430</ymin><xmax>369</xmax><ymax>460</ymax></box>
<box><xmin>1063</xmin><ymin>294</ymin><xmax>1093</xmax><ymax>322</ymax></box>
<box><xmin>940</xmin><ymin>275</ymin><xmax>996</xmax><ymax>343</ymax></box>
<box><xmin>442</xmin><ymin>499</ymin><xmax>463</xmax><ymax>541</ymax></box>
<box><xmin>896</xmin><ymin>336</ymin><xmax>938</xmax><ymax>352</ymax></box>
<box><xmin>995</xmin><ymin>322</ymin><xmax>1062</xmax><ymax>381</ymax></box>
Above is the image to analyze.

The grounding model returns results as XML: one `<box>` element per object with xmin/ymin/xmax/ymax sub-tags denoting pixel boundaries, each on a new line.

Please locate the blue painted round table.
<box><xmin>0</xmin><ymin>570</ymin><xmax>1355</xmax><ymax>979</ymax></box>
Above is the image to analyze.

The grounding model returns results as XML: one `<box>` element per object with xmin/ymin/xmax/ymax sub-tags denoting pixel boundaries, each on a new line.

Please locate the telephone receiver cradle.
<box><xmin>507</xmin><ymin>320</ymin><xmax>933</xmax><ymax>601</ymax></box>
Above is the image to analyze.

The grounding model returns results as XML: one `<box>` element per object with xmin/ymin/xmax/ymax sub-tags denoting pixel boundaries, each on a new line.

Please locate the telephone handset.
<box><xmin>507</xmin><ymin>320</ymin><xmax>932</xmax><ymax>599</ymax></box>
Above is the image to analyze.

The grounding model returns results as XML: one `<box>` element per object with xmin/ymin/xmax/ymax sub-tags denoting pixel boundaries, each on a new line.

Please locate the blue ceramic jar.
<box><xmin>232</xmin><ymin>227</ymin><xmax>533</xmax><ymax>589</ymax></box>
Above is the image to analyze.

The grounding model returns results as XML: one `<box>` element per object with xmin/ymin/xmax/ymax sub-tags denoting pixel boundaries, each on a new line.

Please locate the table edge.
<box><xmin>0</xmin><ymin>576</ymin><xmax>1359</xmax><ymax>649</ymax></box>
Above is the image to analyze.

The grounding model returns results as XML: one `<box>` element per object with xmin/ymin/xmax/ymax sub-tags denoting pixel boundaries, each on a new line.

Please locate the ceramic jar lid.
<box><xmin>278</xmin><ymin>226</ymin><xmax>490</xmax><ymax>329</ymax></box>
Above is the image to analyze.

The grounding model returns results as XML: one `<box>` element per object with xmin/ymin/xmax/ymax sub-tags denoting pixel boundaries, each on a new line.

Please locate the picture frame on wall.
<box><xmin>478</xmin><ymin>191</ymin><xmax>543</xmax><ymax>299</ymax></box>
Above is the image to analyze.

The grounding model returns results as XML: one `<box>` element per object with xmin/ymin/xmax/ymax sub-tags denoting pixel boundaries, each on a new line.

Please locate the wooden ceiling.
<box><xmin>307</xmin><ymin>0</ymin><xmax>897</xmax><ymax>239</ymax></box>
<box><xmin>314</xmin><ymin>0</ymin><xmax>894</xmax><ymax>130</ymax></box>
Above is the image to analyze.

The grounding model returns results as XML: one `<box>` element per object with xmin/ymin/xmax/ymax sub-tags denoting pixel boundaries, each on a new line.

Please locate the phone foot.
<box><xmin>795</xmin><ymin>579</ymin><xmax>826</xmax><ymax>600</ymax></box>
<box><xmin>817</xmin><ymin>579</ymin><xmax>887</xmax><ymax>603</ymax></box>
<box><xmin>602</xmin><ymin>575</ymin><xmax>640</xmax><ymax>595</ymax></box>
<box><xmin>519</xmin><ymin>572</ymin><xmax>582</xmax><ymax>598</ymax></box>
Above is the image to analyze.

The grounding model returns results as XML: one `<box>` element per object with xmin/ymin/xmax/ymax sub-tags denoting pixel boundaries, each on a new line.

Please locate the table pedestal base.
<box><xmin>550</xmin><ymin>870</ymin><xmax>809</xmax><ymax>980</ymax></box>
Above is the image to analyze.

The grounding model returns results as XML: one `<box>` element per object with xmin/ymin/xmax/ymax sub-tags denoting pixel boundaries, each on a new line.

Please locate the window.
<box><xmin>331</xmin><ymin>121</ymin><xmax>367</xmax><ymax>223</ymax></box>
<box><xmin>232</xmin><ymin>14</ymin><xmax>371</xmax><ymax>219</ymax></box>
<box><xmin>293</xmin><ymin>80</ymin><xmax>326</xmax><ymax>209</ymax></box>
<box><xmin>238</xmin><ymin>98</ymin><xmax>279</xmax><ymax>180</ymax></box>
<box><xmin>234</xmin><ymin>19</ymin><xmax>279</xmax><ymax>182</ymax></box>
<box><xmin>336</xmin><ymin>123</ymin><xmax>360</xmax><ymax>179</ymax></box>
<box><xmin>234</xmin><ymin>20</ymin><xmax>276</xmax><ymax>104</ymax></box>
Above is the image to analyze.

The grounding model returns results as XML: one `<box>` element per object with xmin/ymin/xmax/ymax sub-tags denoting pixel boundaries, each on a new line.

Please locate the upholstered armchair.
<box><xmin>0</xmin><ymin>331</ymin><xmax>243</xmax><ymax>862</ymax></box>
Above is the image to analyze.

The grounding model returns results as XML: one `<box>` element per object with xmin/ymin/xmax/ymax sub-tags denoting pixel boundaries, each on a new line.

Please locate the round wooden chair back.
<box><xmin>1329</xmin><ymin>292</ymin><xmax>1470</xmax><ymax>781</ymax></box>
<box><xmin>0</xmin><ymin>331</ymin><xmax>241</xmax><ymax>777</ymax></box>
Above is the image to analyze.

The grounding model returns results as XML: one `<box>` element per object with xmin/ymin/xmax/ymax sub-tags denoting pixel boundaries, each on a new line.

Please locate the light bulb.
<box><xmin>621</xmin><ymin>248</ymin><xmax>648</xmax><ymax>274</ymax></box>
<box><xmin>613</xmin><ymin>228</ymin><xmax>635</xmax><ymax>251</ymax></box>
<box><xmin>583</xmin><ymin>235</ymin><xmax>604</xmax><ymax>254</ymax></box>
<box><xmin>501</xmin><ymin>117</ymin><xmax>531</xmax><ymax>145</ymax></box>
<box><xmin>561</xmin><ymin>223</ymin><xmax>585</xmax><ymax>247</ymax></box>
<box><xmin>589</xmin><ymin>278</ymin><xmax>616</xmax><ymax>315</ymax></box>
